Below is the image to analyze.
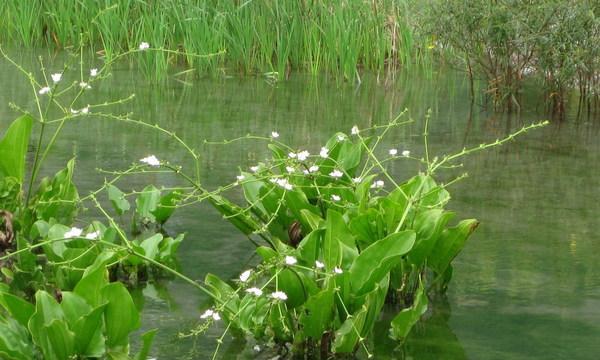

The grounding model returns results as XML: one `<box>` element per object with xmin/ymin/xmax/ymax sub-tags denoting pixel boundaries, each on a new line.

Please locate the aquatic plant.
<box><xmin>186</xmin><ymin>114</ymin><xmax>547</xmax><ymax>358</ymax></box>
<box><xmin>0</xmin><ymin>0</ymin><xmax>432</xmax><ymax>81</ymax></box>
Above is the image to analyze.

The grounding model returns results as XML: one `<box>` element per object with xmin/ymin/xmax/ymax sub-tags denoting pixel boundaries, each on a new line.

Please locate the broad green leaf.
<box><xmin>408</xmin><ymin>210</ymin><xmax>454</xmax><ymax>267</ymax></box>
<box><xmin>0</xmin><ymin>317</ymin><xmax>35</xmax><ymax>360</ymax></box>
<box><xmin>135</xmin><ymin>329</ymin><xmax>158</xmax><ymax>360</ymax></box>
<box><xmin>139</xmin><ymin>233</ymin><xmax>163</xmax><ymax>260</ymax></box>
<box><xmin>349</xmin><ymin>230</ymin><xmax>415</xmax><ymax>296</ymax></box>
<box><xmin>389</xmin><ymin>281</ymin><xmax>428</xmax><ymax>340</ymax></box>
<box><xmin>297</xmin><ymin>229</ymin><xmax>323</xmax><ymax>264</ymax></box>
<box><xmin>359</xmin><ymin>275</ymin><xmax>389</xmax><ymax>338</ymax></box>
<box><xmin>74</xmin><ymin>264</ymin><xmax>108</xmax><ymax>307</ymax></box>
<box><xmin>152</xmin><ymin>190</ymin><xmax>182</xmax><ymax>224</ymax></box>
<box><xmin>298</xmin><ymin>285</ymin><xmax>335</xmax><ymax>338</ymax></box>
<box><xmin>28</xmin><ymin>291</ymin><xmax>75</xmax><ymax>360</ymax></box>
<box><xmin>102</xmin><ymin>282</ymin><xmax>140</xmax><ymax>348</ymax></box>
<box><xmin>277</xmin><ymin>268</ymin><xmax>307</xmax><ymax>308</ymax></box>
<box><xmin>240</xmin><ymin>173</ymin><xmax>268</xmax><ymax>216</ymax></box>
<box><xmin>205</xmin><ymin>273</ymin><xmax>239</xmax><ymax>314</ymax></box>
<box><xmin>135</xmin><ymin>185</ymin><xmax>160</xmax><ymax>222</ymax></box>
<box><xmin>332</xmin><ymin>305</ymin><xmax>368</xmax><ymax>353</ymax></box>
<box><xmin>429</xmin><ymin>219</ymin><xmax>479</xmax><ymax>275</ymax></box>
<box><xmin>107</xmin><ymin>184</ymin><xmax>130</xmax><ymax>215</ymax></box>
<box><xmin>349</xmin><ymin>208</ymin><xmax>382</xmax><ymax>248</ymax></box>
<box><xmin>284</xmin><ymin>190</ymin><xmax>320</xmax><ymax>228</ymax></box>
<box><xmin>60</xmin><ymin>292</ymin><xmax>91</xmax><ymax>325</ymax></box>
<box><xmin>71</xmin><ymin>303</ymin><xmax>107</xmax><ymax>357</ymax></box>
<box><xmin>209</xmin><ymin>195</ymin><xmax>260</xmax><ymax>235</ymax></box>
<box><xmin>322</xmin><ymin>209</ymin><xmax>343</xmax><ymax>270</ymax></box>
<box><xmin>34</xmin><ymin>159</ymin><xmax>79</xmax><ymax>224</ymax></box>
<box><xmin>256</xmin><ymin>246</ymin><xmax>278</xmax><ymax>261</ymax></box>
<box><xmin>0</xmin><ymin>114</ymin><xmax>33</xmax><ymax>184</ymax></box>
<box><xmin>300</xmin><ymin>209</ymin><xmax>323</xmax><ymax>232</ymax></box>
<box><xmin>0</xmin><ymin>293</ymin><xmax>35</xmax><ymax>328</ymax></box>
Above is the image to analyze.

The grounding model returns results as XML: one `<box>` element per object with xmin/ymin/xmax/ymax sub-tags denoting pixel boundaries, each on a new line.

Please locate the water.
<box><xmin>1</xmin><ymin>51</ymin><xmax>599</xmax><ymax>359</ymax></box>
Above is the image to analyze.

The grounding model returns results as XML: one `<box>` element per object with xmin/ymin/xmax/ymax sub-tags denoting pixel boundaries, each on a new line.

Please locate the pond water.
<box><xmin>1</xmin><ymin>51</ymin><xmax>599</xmax><ymax>359</ymax></box>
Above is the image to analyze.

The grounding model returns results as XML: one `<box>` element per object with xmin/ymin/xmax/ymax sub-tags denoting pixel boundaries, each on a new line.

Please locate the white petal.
<box><xmin>140</xmin><ymin>155</ymin><xmax>160</xmax><ymax>166</ymax></box>
<box><xmin>284</xmin><ymin>256</ymin><xmax>297</xmax><ymax>265</ymax></box>
<box><xmin>64</xmin><ymin>227</ymin><xmax>83</xmax><ymax>238</ymax></box>
<box><xmin>51</xmin><ymin>73</ymin><xmax>62</xmax><ymax>83</ymax></box>
<box><xmin>239</xmin><ymin>270</ymin><xmax>252</xmax><ymax>282</ymax></box>
<box><xmin>271</xmin><ymin>131</ymin><xmax>279</xmax><ymax>138</ymax></box>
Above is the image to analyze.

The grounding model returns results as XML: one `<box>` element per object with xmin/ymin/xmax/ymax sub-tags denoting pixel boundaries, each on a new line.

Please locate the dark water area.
<box><xmin>1</xmin><ymin>50</ymin><xmax>599</xmax><ymax>359</ymax></box>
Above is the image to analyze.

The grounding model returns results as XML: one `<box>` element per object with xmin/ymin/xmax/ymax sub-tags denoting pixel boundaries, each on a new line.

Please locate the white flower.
<box><xmin>271</xmin><ymin>131</ymin><xmax>279</xmax><ymax>138</ymax></box>
<box><xmin>200</xmin><ymin>309</ymin><xmax>213</xmax><ymax>319</ymax></box>
<box><xmin>389</xmin><ymin>148</ymin><xmax>398</xmax><ymax>156</ymax></box>
<box><xmin>370</xmin><ymin>180</ymin><xmax>385</xmax><ymax>189</ymax></box>
<box><xmin>79</xmin><ymin>81</ymin><xmax>91</xmax><ymax>89</ymax></box>
<box><xmin>51</xmin><ymin>73</ymin><xmax>62</xmax><ymax>83</ymax></box>
<box><xmin>288</xmin><ymin>152</ymin><xmax>297</xmax><ymax>159</ymax></box>
<box><xmin>285</xmin><ymin>256</ymin><xmax>297</xmax><ymax>265</ymax></box>
<box><xmin>309</xmin><ymin>165</ymin><xmax>319</xmax><ymax>173</ymax></box>
<box><xmin>276</xmin><ymin>178</ymin><xmax>293</xmax><ymax>191</ymax></box>
<box><xmin>38</xmin><ymin>86</ymin><xmax>51</xmax><ymax>95</ymax></box>
<box><xmin>90</xmin><ymin>68</ymin><xmax>98</xmax><ymax>77</ymax></box>
<box><xmin>239</xmin><ymin>270</ymin><xmax>252</xmax><ymax>282</ymax></box>
<box><xmin>351</xmin><ymin>125</ymin><xmax>359</xmax><ymax>135</ymax></box>
<box><xmin>270</xmin><ymin>291</ymin><xmax>288</xmax><ymax>301</ymax></box>
<box><xmin>139</xmin><ymin>42</ymin><xmax>150</xmax><ymax>50</ymax></box>
<box><xmin>80</xmin><ymin>106</ymin><xmax>89</xmax><ymax>114</ymax></box>
<box><xmin>337</xmin><ymin>134</ymin><xmax>346</xmax><ymax>141</ymax></box>
<box><xmin>200</xmin><ymin>309</ymin><xmax>221</xmax><ymax>321</ymax></box>
<box><xmin>319</xmin><ymin>147</ymin><xmax>329</xmax><ymax>158</ymax></box>
<box><xmin>315</xmin><ymin>260</ymin><xmax>325</xmax><ymax>269</ymax></box>
<box><xmin>85</xmin><ymin>231</ymin><xmax>100</xmax><ymax>240</ymax></box>
<box><xmin>303</xmin><ymin>169</ymin><xmax>309</xmax><ymax>175</ymax></box>
<box><xmin>64</xmin><ymin>227</ymin><xmax>83</xmax><ymax>238</ymax></box>
<box><xmin>253</xmin><ymin>345</ymin><xmax>261</xmax><ymax>352</ymax></box>
<box><xmin>250</xmin><ymin>165</ymin><xmax>259</xmax><ymax>173</ymax></box>
<box><xmin>70</xmin><ymin>108</ymin><xmax>79</xmax><ymax>114</ymax></box>
<box><xmin>286</xmin><ymin>166</ymin><xmax>295</xmax><ymax>174</ymax></box>
<box><xmin>246</xmin><ymin>287</ymin><xmax>263</xmax><ymax>296</ymax></box>
<box><xmin>236</xmin><ymin>175</ymin><xmax>245</xmax><ymax>182</ymax></box>
<box><xmin>329</xmin><ymin>169</ymin><xmax>343</xmax><ymax>178</ymax></box>
<box><xmin>140</xmin><ymin>155</ymin><xmax>160</xmax><ymax>166</ymax></box>
<box><xmin>334</xmin><ymin>267</ymin><xmax>343</xmax><ymax>274</ymax></box>
<box><xmin>352</xmin><ymin>177</ymin><xmax>362</xmax><ymax>184</ymax></box>
<box><xmin>297</xmin><ymin>150</ymin><xmax>310</xmax><ymax>161</ymax></box>
<box><xmin>402</xmin><ymin>150</ymin><xmax>410</xmax><ymax>157</ymax></box>
<box><xmin>331</xmin><ymin>194</ymin><xmax>341</xmax><ymax>202</ymax></box>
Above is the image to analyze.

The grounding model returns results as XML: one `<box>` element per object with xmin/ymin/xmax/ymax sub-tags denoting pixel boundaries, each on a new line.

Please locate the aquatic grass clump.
<box><xmin>184</xmin><ymin>114</ymin><xmax>547</xmax><ymax>358</ymax></box>
<box><xmin>0</xmin><ymin>0</ymin><xmax>433</xmax><ymax>81</ymax></box>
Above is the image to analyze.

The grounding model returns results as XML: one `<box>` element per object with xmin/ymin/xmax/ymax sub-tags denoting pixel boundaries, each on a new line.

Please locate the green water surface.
<box><xmin>1</xmin><ymin>51</ymin><xmax>599</xmax><ymax>359</ymax></box>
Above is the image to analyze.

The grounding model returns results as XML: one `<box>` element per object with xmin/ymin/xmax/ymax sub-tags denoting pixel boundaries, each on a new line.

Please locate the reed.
<box><xmin>0</xmin><ymin>0</ymin><xmax>432</xmax><ymax>81</ymax></box>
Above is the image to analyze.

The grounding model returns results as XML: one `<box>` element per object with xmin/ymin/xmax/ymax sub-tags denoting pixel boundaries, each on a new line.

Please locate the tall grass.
<box><xmin>0</xmin><ymin>0</ymin><xmax>432</xmax><ymax>81</ymax></box>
